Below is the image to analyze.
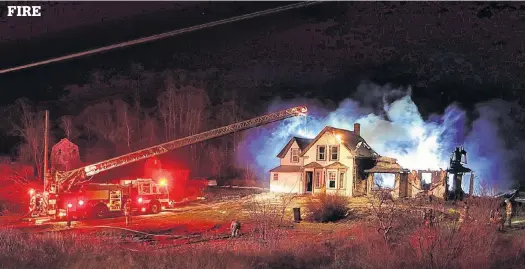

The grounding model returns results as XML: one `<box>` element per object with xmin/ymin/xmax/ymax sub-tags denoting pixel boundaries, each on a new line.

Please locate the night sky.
<box><xmin>2</xmin><ymin>1</ymin><xmax>524</xmax><ymax>111</ymax></box>
<box><xmin>0</xmin><ymin>2</ymin><xmax>525</xmax><ymax>111</ymax></box>
<box><xmin>1</xmin><ymin>2</ymin><xmax>525</xmax><ymax>182</ymax></box>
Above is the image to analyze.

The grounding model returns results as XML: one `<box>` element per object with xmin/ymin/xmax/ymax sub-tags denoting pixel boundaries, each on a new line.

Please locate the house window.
<box><xmin>291</xmin><ymin>148</ymin><xmax>299</xmax><ymax>163</ymax></box>
<box><xmin>339</xmin><ymin>172</ymin><xmax>345</xmax><ymax>189</ymax></box>
<box><xmin>273</xmin><ymin>173</ymin><xmax>278</xmax><ymax>181</ymax></box>
<box><xmin>317</xmin><ymin>146</ymin><xmax>326</xmax><ymax>161</ymax></box>
<box><xmin>328</xmin><ymin>172</ymin><xmax>336</xmax><ymax>189</ymax></box>
<box><xmin>315</xmin><ymin>172</ymin><xmax>321</xmax><ymax>188</ymax></box>
<box><xmin>330</xmin><ymin>146</ymin><xmax>339</xmax><ymax>161</ymax></box>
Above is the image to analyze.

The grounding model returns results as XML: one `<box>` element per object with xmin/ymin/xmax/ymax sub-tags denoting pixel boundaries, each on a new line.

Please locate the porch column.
<box><xmin>321</xmin><ymin>168</ymin><xmax>327</xmax><ymax>194</ymax></box>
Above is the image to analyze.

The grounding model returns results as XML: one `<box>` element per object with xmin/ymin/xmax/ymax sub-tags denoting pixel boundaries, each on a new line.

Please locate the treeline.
<box><xmin>5</xmin><ymin>65</ymin><xmax>263</xmax><ymax>184</ymax></box>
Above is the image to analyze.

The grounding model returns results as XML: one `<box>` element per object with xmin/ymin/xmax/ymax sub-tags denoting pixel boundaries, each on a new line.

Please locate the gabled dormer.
<box><xmin>276</xmin><ymin>137</ymin><xmax>313</xmax><ymax>166</ymax></box>
<box><xmin>299</xmin><ymin>125</ymin><xmax>379</xmax><ymax>160</ymax></box>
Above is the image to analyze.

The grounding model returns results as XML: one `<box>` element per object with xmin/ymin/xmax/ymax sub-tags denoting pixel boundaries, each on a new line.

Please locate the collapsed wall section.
<box><xmin>393</xmin><ymin>169</ymin><xmax>448</xmax><ymax>199</ymax></box>
<box><xmin>354</xmin><ymin>158</ymin><xmax>375</xmax><ymax>196</ymax></box>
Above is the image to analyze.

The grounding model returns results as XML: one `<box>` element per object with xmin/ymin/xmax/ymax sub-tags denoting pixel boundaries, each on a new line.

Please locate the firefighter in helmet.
<box><xmin>230</xmin><ymin>220</ymin><xmax>241</xmax><ymax>238</ymax></box>
<box><xmin>125</xmin><ymin>197</ymin><xmax>132</xmax><ymax>226</ymax></box>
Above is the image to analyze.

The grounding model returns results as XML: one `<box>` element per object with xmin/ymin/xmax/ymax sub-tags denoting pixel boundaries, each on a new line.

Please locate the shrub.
<box><xmin>306</xmin><ymin>193</ymin><xmax>350</xmax><ymax>222</ymax></box>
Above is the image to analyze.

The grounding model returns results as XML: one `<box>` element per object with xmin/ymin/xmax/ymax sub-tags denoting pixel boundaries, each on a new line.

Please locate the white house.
<box><xmin>269</xmin><ymin>124</ymin><xmax>407</xmax><ymax>197</ymax></box>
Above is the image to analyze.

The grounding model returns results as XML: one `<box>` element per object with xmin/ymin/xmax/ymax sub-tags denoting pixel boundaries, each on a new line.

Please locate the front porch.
<box><xmin>302</xmin><ymin>162</ymin><xmax>350</xmax><ymax>196</ymax></box>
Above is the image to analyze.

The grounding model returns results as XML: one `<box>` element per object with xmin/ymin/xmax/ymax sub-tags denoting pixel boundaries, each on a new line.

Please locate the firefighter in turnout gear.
<box><xmin>505</xmin><ymin>199</ymin><xmax>513</xmax><ymax>228</ymax></box>
<box><xmin>497</xmin><ymin>208</ymin><xmax>505</xmax><ymax>231</ymax></box>
<box><xmin>230</xmin><ymin>220</ymin><xmax>241</xmax><ymax>238</ymax></box>
<box><xmin>125</xmin><ymin>198</ymin><xmax>132</xmax><ymax>226</ymax></box>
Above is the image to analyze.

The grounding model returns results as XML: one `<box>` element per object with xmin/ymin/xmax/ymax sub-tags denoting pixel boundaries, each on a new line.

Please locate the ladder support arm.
<box><xmin>59</xmin><ymin>106</ymin><xmax>307</xmax><ymax>190</ymax></box>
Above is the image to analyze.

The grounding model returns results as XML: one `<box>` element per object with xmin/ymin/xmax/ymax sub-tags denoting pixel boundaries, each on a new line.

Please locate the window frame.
<box><xmin>328</xmin><ymin>171</ymin><xmax>336</xmax><ymax>189</ymax></box>
<box><xmin>317</xmin><ymin>145</ymin><xmax>326</xmax><ymax>161</ymax></box>
<box><xmin>314</xmin><ymin>171</ymin><xmax>321</xmax><ymax>188</ymax></box>
<box><xmin>273</xmin><ymin>173</ymin><xmax>279</xmax><ymax>181</ymax></box>
<box><xmin>339</xmin><ymin>172</ymin><xmax>345</xmax><ymax>189</ymax></box>
<box><xmin>329</xmin><ymin>145</ymin><xmax>339</xmax><ymax>161</ymax></box>
<box><xmin>290</xmin><ymin>148</ymin><xmax>300</xmax><ymax>163</ymax></box>
<box><xmin>140</xmin><ymin>183</ymin><xmax>152</xmax><ymax>194</ymax></box>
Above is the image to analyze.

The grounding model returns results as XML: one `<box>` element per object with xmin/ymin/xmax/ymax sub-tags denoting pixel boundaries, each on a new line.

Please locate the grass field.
<box><xmin>1</xmin><ymin>188</ymin><xmax>525</xmax><ymax>269</ymax></box>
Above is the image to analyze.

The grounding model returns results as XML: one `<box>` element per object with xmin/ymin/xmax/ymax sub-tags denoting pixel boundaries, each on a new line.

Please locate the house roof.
<box><xmin>364</xmin><ymin>156</ymin><xmax>409</xmax><ymax>174</ymax></box>
<box><xmin>276</xmin><ymin>137</ymin><xmax>313</xmax><ymax>158</ymax></box>
<box><xmin>269</xmin><ymin>165</ymin><xmax>303</xmax><ymax>173</ymax></box>
<box><xmin>325</xmin><ymin>161</ymin><xmax>348</xmax><ymax>169</ymax></box>
<box><xmin>299</xmin><ymin>126</ymin><xmax>379</xmax><ymax>158</ymax></box>
<box><xmin>304</xmin><ymin>162</ymin><xmax>323</xmax><ymax>169</ymax></box>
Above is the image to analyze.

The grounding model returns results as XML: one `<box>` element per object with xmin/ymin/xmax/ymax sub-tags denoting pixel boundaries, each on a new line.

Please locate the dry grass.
<box><xmin>2</xmin><ymin>219</ymin><xmax>525</xmax><ymax>269</ymax></box>
<box><xmin>2</xmin><ymin>191</ymin><xmax>525</xmax><ymax>269</ymax></box>
<box><xmin>306</xmin><ymin>193</ymin><xmax>350</xmax><ymax>223</ymax></box>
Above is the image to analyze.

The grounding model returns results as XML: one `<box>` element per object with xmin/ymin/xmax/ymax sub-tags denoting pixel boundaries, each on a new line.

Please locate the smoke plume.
<box><xmin>236</xmin><ymin>82</ymin><xmax>524</xmax><ymax>191</ymax></box>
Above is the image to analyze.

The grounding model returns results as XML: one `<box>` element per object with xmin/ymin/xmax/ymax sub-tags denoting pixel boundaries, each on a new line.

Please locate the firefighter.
<box><xmin>497</xmin><ymin>208</ymin><xmax>505</xmax><ymax>231</ymax></box>
<box><xmin>505</xmin><ymin>199</ymin><xmax>513</xmax><ymax>228</ymax></box>
<box><xmin>125</xmin><ymin>198</ymin><xmax>132</xmax><ymax>226</ymax></box>
<box><xmin>230</xmin><ymin>220</ymin><xmax>241</xmax><ymax>238</ymax></box>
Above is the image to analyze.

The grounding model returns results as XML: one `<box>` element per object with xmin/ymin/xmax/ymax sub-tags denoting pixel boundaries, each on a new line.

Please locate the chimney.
<box><xmin>353</xmin><ymin>123</ymin><xmax>360</xmax><ymax>136</ymax></box>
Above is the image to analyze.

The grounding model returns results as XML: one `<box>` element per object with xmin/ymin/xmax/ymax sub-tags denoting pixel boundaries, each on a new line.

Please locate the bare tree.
<box><xmin>369</xmin><ymin>188</ymin><xmax>397</xmax><ymax>244</ymax></box>
<box><xmin>80</xmin><ymin>101</ymin><xmax>117</xmax><ymax>143</ymax></box>
<box><xmin>157</xmin><ymin>76</ymin><xmax>209</xmax><ymax>171</ymax></box>
<box><xmin>58</xmin><ymin>115</ymin><xmax>79</xmax><ymax>140</ymax></box>
<box><xmin>78</xmin><ymin>99</ymin><xmax>139</xmax><ymax>155</ymax></box>
<box><xmin>215</xmin><ymin>90</ymin><xmax>246</xmax><ymax>177</ymax></box>
<box><xmin>114</xmin><ymin>99</ymin><xmax>135</xmax><ymax>152</ymax></box>
<box><xmin>9</xmin><ymin>99</ymin><xmax>48</xmax><ymax>180</ymax></box>
<box><xmin>140</xmin><ymin>113</ymin><xmax>160</xmax><ymax>147</ymax></box>
<box><xmin>157</xmin><ymin>74</ymin><xmax>178</xmax><ymax>141</ymax></box>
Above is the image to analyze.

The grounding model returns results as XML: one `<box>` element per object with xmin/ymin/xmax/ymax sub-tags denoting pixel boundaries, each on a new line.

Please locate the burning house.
<box><xmin>269</xmin><ymin>124</ymin><xmax>472</xmax><ymax>200</ymax></box>
<box><xmin>270</xmin><ymin>124</ymin><xmax>391</xmax><ymax>196</ymax></box>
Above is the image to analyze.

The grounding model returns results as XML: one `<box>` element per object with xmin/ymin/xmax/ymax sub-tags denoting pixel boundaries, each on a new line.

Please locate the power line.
<box><xmin>0</xmin><ymin>1</ymin><xmax>322</xmax><ymax>75</ymax></box>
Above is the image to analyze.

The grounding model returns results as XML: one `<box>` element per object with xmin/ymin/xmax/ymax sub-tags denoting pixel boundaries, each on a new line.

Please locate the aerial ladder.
<box><xmin>30</xmin><ymin>106</ymin><xmax>308</xmax><ymax>218</ymax></box>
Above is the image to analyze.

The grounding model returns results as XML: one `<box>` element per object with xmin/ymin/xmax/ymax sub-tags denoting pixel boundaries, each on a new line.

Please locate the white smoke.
<box><xmin>236</xmin><ymin>82</ymin><xmax>520</xmax><ymax>191</ymax></box>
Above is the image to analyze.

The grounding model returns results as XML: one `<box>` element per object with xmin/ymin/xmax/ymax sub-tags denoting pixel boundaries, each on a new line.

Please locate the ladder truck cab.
<box><xmin>57</xmin><ymin>183</ymin><xmax>123</xmax><ymax>219</ymax></box>
<box><xmin>120</xmin><ymin>178</ymin><xmax>170</xmax><ymax>214</ymax></box>
<box><xmin>28</xmin><ymin>106</ymin><xmax>307</xmax><ymax>220</ymax></box>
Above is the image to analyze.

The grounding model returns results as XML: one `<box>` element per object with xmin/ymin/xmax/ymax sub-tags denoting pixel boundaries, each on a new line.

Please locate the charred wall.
<box><xmin>354</xmin><ymin>158</ymin><xmax>375</xmax><ymax>196</ymax></box>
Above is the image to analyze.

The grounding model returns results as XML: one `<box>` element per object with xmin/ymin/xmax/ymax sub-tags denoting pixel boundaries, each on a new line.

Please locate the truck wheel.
<box><xmin>149</xmin><ymin>202</ymin><xmax>161</xmax><ymax>214</ymax></box>
<box><xmin>93</xmin><ymin>204</ymin><xmax>109</xmax><ymax>219</ymax></box>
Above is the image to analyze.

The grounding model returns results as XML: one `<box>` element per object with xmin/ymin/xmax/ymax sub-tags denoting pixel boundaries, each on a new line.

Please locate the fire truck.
<box><xmin>29</xmin><ymin>106</ymin><xmax>308</xmax><ymax>219</ymax></box>
<box><xmin>50</xmin><ymin>178</ymin><xmax>170</xmax><ymax>219</ymax></box>
<box><xmin>55</xmin><ymin>183</ymin><xmax>124</xmax><ymax>219</ymax></box>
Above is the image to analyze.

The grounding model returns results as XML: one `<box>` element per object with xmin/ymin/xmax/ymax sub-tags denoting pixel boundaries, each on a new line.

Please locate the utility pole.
<box><xmin>43</xmin><ymin>110</ymin><xmax>49</xmax><ymax>190</ymax></box>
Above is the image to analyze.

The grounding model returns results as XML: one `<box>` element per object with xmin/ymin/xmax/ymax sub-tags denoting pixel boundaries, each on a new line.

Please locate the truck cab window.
<box><xmin>141</xmin><ymin>183</ymin><xmax>151</xmax><ymax>194</ymax></box>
